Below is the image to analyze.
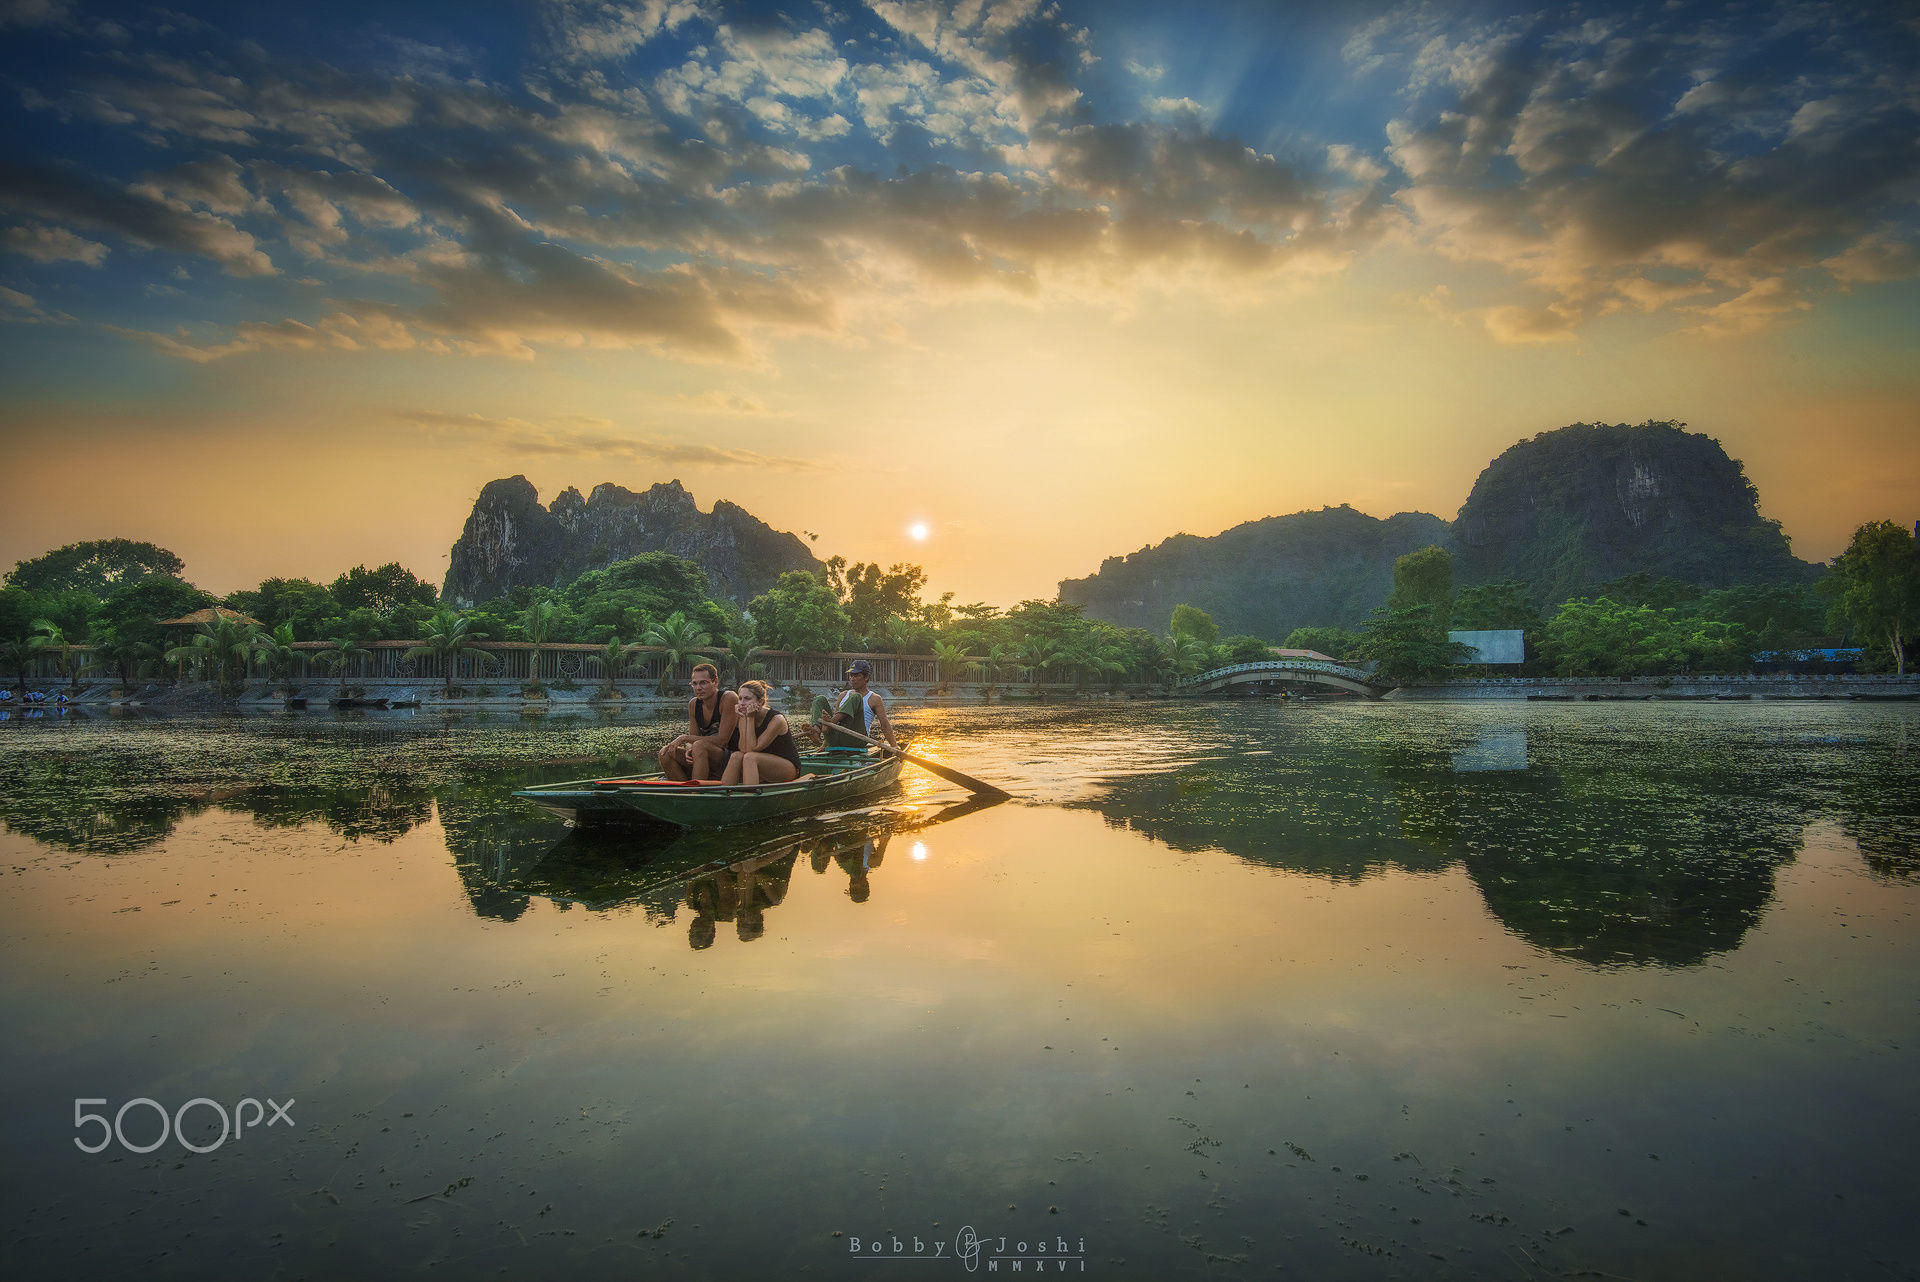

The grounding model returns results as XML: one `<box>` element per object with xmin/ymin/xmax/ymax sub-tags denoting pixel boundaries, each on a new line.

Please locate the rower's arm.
<box><xmin>868</xmin><ymin>694</ymin><xmax>897</xmax><ymax>747</ymax></box>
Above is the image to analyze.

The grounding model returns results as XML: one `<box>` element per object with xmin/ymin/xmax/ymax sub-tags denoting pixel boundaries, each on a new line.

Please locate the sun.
<box><xmin>909</xmin><ymin>522</ymin><xmax>930</xmax><ymax>541</ymax></box>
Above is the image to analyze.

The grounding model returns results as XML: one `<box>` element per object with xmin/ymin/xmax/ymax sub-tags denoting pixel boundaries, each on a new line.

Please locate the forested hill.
<box><xmin>1056</xmin><ymin>506</ymin><xmax>1452</xmax><ymax>637</ymax></box>
<box><xmin>1452</xmin><ymin>422</ymin><xmax>1818</xmax><ymax>601</ymax></box>
<box><xmin>1057</xmin><ymin>422</ymin><xmax>1818</xmax><ymax>636</ymax></box>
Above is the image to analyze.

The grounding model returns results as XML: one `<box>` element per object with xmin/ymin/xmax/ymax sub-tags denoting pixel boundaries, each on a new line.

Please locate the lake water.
<box><xmin>2</xmin><ymin>700</ymin><xmax>1916</xmax><ymax>1279</ymax></box>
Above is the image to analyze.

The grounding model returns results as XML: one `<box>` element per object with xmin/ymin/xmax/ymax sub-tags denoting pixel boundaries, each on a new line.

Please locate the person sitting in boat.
<box><xmin>816</xmin><ymin>659</ymin><xmax>898</xmax><ymax>751</ymax></box>
<box><xmin>658</xmin><ymin>662</ymin><xmax>737</xmax><ymax>781</ymax></box>
<box><xmin>720</xmin><ymin>680</ymin><xmax>803</xmax><ymax>786</ymax></box>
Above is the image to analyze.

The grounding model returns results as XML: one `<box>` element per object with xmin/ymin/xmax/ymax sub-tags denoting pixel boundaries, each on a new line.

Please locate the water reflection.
<box><xmin>459</xmin><ymin>795</ymin><xmax>1003</xmax><ymax>948</ymax></box>
<box><xmin>2</xmin><ymin>706</ymin><xmax>1916</xmax><ymax>971</ymax></box>
<box><xmin>1069</xmin><ymin>710</ymin><xmax>1915</xmax><ymax>969</ymax></box>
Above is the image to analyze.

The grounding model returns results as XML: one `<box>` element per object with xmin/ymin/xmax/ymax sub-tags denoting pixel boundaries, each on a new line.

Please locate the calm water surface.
<box><xmin>1</xmin><ymin>700</ymin><xmax>1916</xmax><ymax>1279</ymax></box>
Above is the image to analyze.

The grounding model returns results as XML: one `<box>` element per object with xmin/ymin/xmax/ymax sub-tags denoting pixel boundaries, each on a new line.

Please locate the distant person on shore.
<box><xmin>658</xmin><ymin>662</ymin><xmax>737</xmax><ymax>781</ymax></box>
<box><xmin>721</xmin><ymin>680</ymin><xmax>803</xmax><ymax>785</ymax></box>
<box><xmin>816</xmin><ymin>659</ymin><xmax>897</xmax><ymax>751</ymax></box>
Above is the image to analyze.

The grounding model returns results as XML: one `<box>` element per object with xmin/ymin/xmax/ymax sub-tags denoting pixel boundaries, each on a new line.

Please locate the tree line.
<box><xmin>4</xmin><ymin>518</ymin><xmax>1914</xmax><ymax>697</ymax></box>
<box><xmin>1318</xmin><ymin>519</ymin><xmax>1918</xmax><ymax>683</ymax></box>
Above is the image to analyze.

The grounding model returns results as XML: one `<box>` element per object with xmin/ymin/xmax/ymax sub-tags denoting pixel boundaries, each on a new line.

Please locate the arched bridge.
<box><xmin>1177</xmin><ymin>658</ymin><xmax>1385</xmax><ymax>697</ymax></box>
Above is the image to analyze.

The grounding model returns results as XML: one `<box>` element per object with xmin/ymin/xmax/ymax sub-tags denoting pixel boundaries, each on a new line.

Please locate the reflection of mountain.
<box><xmin>1069</xmin><ymin>726</ymin><xmax>1459</xmax><ymax>881</ymax></box>
<box><xmin>1444</xmin><ymin>760</ymin><xmax>1795</xmax><ymax>968</ymax></box>
<box><xmin>1075</xmin><ymin>721</ymin><xmax>1817</xmax><ymax>969</ymax></box>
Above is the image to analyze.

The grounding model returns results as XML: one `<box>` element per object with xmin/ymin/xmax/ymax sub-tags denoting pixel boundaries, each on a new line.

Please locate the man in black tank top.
<box><xmin>659</xmin><ymin>662</ymin><xmax>738</xmax><ymax>780</ymax></box>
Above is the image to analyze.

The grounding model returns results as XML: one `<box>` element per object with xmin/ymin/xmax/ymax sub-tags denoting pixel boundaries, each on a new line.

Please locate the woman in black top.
<box><xmin>720</xmin><ymin>680</ymin><xmax>802</xmax><ymax>785</ymax></box>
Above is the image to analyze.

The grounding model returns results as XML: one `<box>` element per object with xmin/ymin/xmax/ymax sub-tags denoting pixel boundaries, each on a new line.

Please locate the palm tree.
<box><xmin>723</xmin><ymin>624</ymin><xmax>765</xmax><ymax>686</ymax></box>
<box><xmin>252</xmin><ymin>622</ymin><xmax>299</xmax><ymax>691</ymax></box>
<box><xmin>162</xmin><ymin>617</ymin><xmax>256</xmax><ymax>695</ymax></box>
<box><xmin>979</xmin><ymin>642</ymin><xmax>1011</xmax><ymax>698</ymax></box>
<box><xmin>1167</xmin><ymin>634</ymin><xmax>1212</xmax><ymax>687</ymax></box>
<box><xmin>594</xmin><ymin>636</ymin><xmax>638</xmax><ymax>697</ymax></box>
<box><xmin>311</xmin><ymin>636</ymin><xmax>372</xmax><ymax>698</ymax></box>
<box><xmin>1015</xmin><ymin>635</ymin><xmax>1060</xmax><ymax>693</ymax></box>
<box><xmin>92</xmin><ymin>625</ymin><xmax>158</xmax><ymax>690</ymax></box>
<box><xmin>931</xmin><ymin>640</ymin><xmax>973</xmax><ymax>693</ymax></box>
<box><xmin>641</xmin><ymin>611</ymin><xmax>713</xmax><ymax>694</ymax></box>
<box><xmin>519</xmin><ymin>600</ymin><xmax>559</xmax><ymax>690</ymax></box>
<box><xmin>406</xmin><ymin>609</ymin><xmax>491</xmax><ymax>697</ymax></box>
<box><xmin>30</xmin><ymin>621</ymin><xmax>91</xmax><ymax>690</ymax></box>
<box><xmin>1</xmin><ymin>635</ymin><xmax>34</xmax><ymax>688</ymax></box>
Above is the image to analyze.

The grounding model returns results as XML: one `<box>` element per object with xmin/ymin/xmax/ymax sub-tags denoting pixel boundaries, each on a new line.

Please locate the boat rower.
<box><xmin>816</xmin><ymin>659</ymin><xmax>897</xmax><ymax>751</ymax></box>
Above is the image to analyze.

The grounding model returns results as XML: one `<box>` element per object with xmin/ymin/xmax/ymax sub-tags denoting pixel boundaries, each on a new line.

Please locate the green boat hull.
<box><xmin>512</xmin><ymin>749</ymin><xmax>904</xmax><ymax>829</ymax></box>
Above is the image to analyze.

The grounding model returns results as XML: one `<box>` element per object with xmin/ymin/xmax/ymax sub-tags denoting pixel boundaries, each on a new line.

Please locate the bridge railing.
<box><xmin>1179</xmin><ymin>659</ymin><xmax>1379</xmax><ymax>689</ymax></box>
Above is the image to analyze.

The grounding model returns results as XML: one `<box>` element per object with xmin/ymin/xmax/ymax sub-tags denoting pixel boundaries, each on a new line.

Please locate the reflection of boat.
<box><xmin>512</xmin><ymin>748</ymin><xmax>903</xmax><ymax>828</ymax></box>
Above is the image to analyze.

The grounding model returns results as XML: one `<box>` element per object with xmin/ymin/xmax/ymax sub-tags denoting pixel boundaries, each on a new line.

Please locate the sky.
<box><xmin>1</xmin><ymin>0</ymin><xmax>1916</xmax><ymax>607</ymax></box>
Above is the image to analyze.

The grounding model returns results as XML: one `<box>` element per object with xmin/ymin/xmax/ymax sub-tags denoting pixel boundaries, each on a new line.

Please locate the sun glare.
<box><xmin>909</xmin><ymin>522</ymin><xmax>930</xmax><ymax>541</ymax></box>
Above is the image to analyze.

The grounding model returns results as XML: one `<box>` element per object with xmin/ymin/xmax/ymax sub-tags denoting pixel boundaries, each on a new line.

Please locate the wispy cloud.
<box><xmin>392</xmin><ymin>408</ymin><xmax>832</xmax><ymax>473</ymax></box>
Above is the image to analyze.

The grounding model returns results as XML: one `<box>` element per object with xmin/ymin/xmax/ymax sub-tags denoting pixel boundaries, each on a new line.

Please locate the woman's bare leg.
<box><xmin>744</xmin><ymin>752</ymin><xmax>797</xmax><ymax>784</ymax></box>
<box><xmin>721</xmin><ymin>754</ymin><xmax>745</xmax><ymax>785</ymax></box>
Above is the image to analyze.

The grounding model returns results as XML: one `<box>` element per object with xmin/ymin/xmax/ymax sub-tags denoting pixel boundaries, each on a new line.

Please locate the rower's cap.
<box><xmin>848</xmin><ymin>659</ymin><xmax>873</xmax><ymax>676</ymax></box>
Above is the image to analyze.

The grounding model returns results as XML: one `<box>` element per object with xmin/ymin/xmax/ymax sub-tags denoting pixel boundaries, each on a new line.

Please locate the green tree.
<box><xmin>1166</xmin><ymin>634</ymin><xmax>1212</xmax><ymax>680</ymax></box>
<box><xmin>1282</xmin><ymin>625</ymin><xmax>1359</xmax><ymax>658</ymax></box>
<box><xmin>406</xmin><ymin>609</ymin><xmax>491</xmax><ymax>696</ymax></box>
<box><xmin>162</xmin><ymin>616</ymin><xmax>256</xmax><ymax>694</ymax></box>
<box><xmin>330</xmin><ymin>563</ymin><xmax>438</xmax><ymax>615</ymax></box>
<box><xmin>1168</xmin><ymin>604</ymin><xmax>1219</xmax><ymax>648</ymax></box>
<box><xmin>251</xmin><ymin>622</ymin><xmax>300</xmax><ymax>689</ymax></box>
<box><xmin>91</xmin><ymin>624</ymin><xmax>157</xmax><ymax>688</ymax></box>
<box><xmin>978</xmin><ymin>642</ymin><xmax>1012</xmax><ymax>696</ymax></box>
<box><xmin>931</xmin><ymin>640</ymin><xmax>974</xmax><ymax>693</ymax></box>
<box><xmin>1350</xmin><ymin>603</ymin><xmax>1473</xmax><ymax>686</ymax></box>
<box><xmin>826</xmin><ymin>558</ymin><xmax>933</xmax><ymax>646</ymax></box>
<box><xmin>1388</xmin><ymin>546</ymin><xmax>1455</xmax><ymax>623</ymax></box>
<box><xmin>30</xmin><ymin>621</ymin><xmax>90</xmax><ymax>689</ymax></box>
<box><xmin>594</xmin><ymin>637</ymin><xmax>638</xmax><ymax>697</ymax></box>
<box><xmin>1539</xmin><ymin>599</ymin><xmax>1690</xmax><ymax>677</ymax></box>
<box><xmin>1</xmin><ymin>635</ymin><xmax>35</xmax><ymax>686</ymax></box>
<box><xmin>1015</xmin><ymin>634</ymin><xmax>1063</xmax><ymax>691</ymax></box>
<box><xmin>1215</xmin><ymin>634</ymin><xmax>1272</xmax><ymax>665</ymax></box>
<box><xmin>224</xmin><ymin>577</ymin><xmax>337</xmax><ymax>635</ymax></box>
<box><xmin>518</xmin><ymin>600</ymin><xmax>561</xmax><ymax>689</ymax></box>
<box><xmin>722</xmin><ymin>624</ymin><xmax>766</xmax><ymax>686</ymax></box>
<box><xmin>640</xmin><ymin>611</ymin><xmax>714</xmax><ymax>694</ymax></box>
<box><xmin>748</xmin><ymin>572</ymin><xmax>849</xmax><ymax>654</ymax></box>
<box><xmin>7</xmin><ymin>539</ymin><xmax>185</xmax><ymax>595</ymax></box>
<box><xmin>564</xmin><ymin>554</ymin><xmax>726</xmax><ymax>641</ymax></box>
<box><xmin>1821</xmin><ymin>521</ymin><xmax>1920</xmax><ymax>674</ymax></box>
<box><xmin>312</xmin><ymin>636</ymin><xmax>372</xmax><ymax>697</ymax></box>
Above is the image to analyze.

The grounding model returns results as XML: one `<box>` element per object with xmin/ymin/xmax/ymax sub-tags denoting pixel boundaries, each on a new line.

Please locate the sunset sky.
<box><xmin>1</xmin><ymin>0</ymin><xmax>1916</xmax><ymax>606</ymax></box>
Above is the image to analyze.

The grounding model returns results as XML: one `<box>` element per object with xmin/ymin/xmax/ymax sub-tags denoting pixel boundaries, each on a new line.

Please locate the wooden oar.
<box><xmin>821</xmin><ymin>723</ymin><xmax>1011</xmax><ymax>800</ymax></box>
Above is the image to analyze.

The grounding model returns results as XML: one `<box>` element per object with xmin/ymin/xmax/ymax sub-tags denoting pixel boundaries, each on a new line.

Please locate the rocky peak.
<box><xmin>442</xmin><ymin>477</ymin><xmax>820</xmax><ymax>607</ymax></box>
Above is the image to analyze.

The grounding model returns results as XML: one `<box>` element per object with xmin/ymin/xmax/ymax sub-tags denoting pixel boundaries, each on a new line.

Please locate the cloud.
<box><xmin>0</xmin><ymin>161</ymin><xmax>274</xmax><ymax>274</ymax></box>
<box><xmin>392</xmin><ymin>407</ymin><xmax>830</xmax><ymax>472</ymax></box>
<box><xmin>0</xmin><ymin>0</ymin><xmax>73</xmax><ymax>30</ymax></box>
<box><xmin>3</xmin><ymin>222</ymin><xmax>108</xmax><ymax>265</ymax></box>
<box><xmin>1366</xmin><ymin>2</ymin><xmax>1920</xmax><ymax>333</ymax></box>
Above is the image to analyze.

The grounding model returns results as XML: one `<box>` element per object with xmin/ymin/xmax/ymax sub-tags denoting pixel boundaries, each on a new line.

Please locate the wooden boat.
<box><xmin>512</xmin><ymin>748</ymin><xmax>903</xmax><ymax>829</ymax></box>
